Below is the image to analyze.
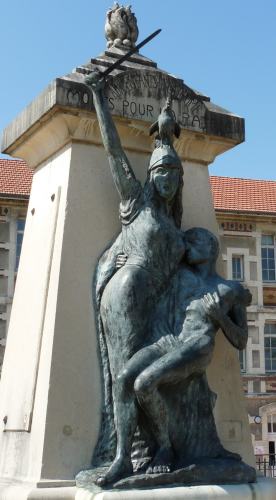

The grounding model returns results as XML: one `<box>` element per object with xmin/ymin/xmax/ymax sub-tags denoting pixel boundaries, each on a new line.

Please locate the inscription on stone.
<box><xmin>105</xmin><ymin>70</ymin><xmax>206</xmax><ymax>132</ymax></box>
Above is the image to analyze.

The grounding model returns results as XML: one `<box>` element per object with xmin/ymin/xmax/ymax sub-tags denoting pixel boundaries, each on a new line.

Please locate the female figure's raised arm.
<box><xmin>86</xmin><ymin>71</ymin><xmax>140</xmax><ymax>201</ymax></box>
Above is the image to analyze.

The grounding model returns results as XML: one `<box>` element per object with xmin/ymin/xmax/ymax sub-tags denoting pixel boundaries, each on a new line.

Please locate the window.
<box><xmin>264</xmin><ymin>323</ymin><xmax>276</xmax><ymax>372</ymax></box>
<box><xmin>0</xmin><ymin>222</ymin><xmax>9</xmax><ymax>243</ymax></box>
<box><xmin>0</xmin><ymin>319</ymin><xmax>6</xmax><ymax>340</ymax></box>
<box><xmin>267</xmin><ymin>414</ymin><xmax>276</xmax><ymax>433</ymax></box>
<box><xmin>16</xmin><ymin>219</ymin><xmax>25</xmax><ymax>272</ymax></box>
<box><xmin>249</xmin><ymin>326</ymin><xmax>259</xmax><ymax>344</ymax></box>
<box><xmin>262</xmin><ymin>235</ymin><xmax>276</xmax><ymax>282</ymax></box>
<box><xmin>232</xmin><ymin>255</ymin><xmax>244</xmax><ymax>281</ymax></box>
<box><xmin>239</xmin><ymin>349</ymin><xmax>246</xmax><ymax>372</ymax></box>
<box><xmin>252</xmin><ymin>350</ymin><xmax>260</xmax><ymax>368</ymax></box>
<box><xmin>253</xmin><ymin>380</ymin><xmax>261</xmax><ymax>393</ymax></box>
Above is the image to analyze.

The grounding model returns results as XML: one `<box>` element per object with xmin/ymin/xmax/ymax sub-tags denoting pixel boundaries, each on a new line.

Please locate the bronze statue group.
<box><xmin>85</xmin><ymin>70</ymin><xmax>253</xmax><ymax>487</ymax></box>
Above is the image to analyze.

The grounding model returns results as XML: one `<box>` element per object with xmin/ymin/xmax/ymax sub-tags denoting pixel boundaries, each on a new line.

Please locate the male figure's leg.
<box><xmin>134</xmin><ymin>335</ymin><xmax>214</xmax><ymax>473</ymax></box>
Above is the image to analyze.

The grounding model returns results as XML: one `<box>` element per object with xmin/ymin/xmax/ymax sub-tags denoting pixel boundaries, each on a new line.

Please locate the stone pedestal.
<box><xmin>75</xmin><ymin>479</ymin><xmax>276</xmax><ymax>500</ymax></box>
<box><xmin>0</xmin><ymin>49</ymin><xmax>266</xmax><ymax>498</ymax></box>
<box><xmin>0</xmin><ymin>478</ymin><xmax>275</xmax><ymax>500</ymax></box>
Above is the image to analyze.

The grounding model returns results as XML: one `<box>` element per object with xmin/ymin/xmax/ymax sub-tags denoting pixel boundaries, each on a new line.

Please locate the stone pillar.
<box><xmin>0</xmin><ymin>50</ymin><xmax>261</xmax><ymax>498</ymax></box>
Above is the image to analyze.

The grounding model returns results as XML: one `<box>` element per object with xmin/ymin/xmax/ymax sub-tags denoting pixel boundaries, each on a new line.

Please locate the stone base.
<box><xmin>0</xmin><ymin>477</ymin><xmax>275</xmax><ymax>499</ymax></box>
<box><xmin>0</xmin><ymin>481</ymin><xmax>76</xmax><ymax>499</ymax></box>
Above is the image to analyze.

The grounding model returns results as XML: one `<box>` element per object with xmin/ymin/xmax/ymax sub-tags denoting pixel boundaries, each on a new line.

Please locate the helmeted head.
<box><xmin>144</xmin><ymin>144</ymin><xmax>184</xmax><ymax>227</ymax></box>
<box><xmin>185</xmin><ymin>227</ymin><xmax>219</xmax><ymax>265</ymax></box>
<box><xmin>148</xmin><ymin>144</ymin><xmax>183</xmax><ymax>202</ymax></box>
<box><xmin>149</xmin><ymin>144</ymin><xmax>182</xmax><ymax>172</ymax></box>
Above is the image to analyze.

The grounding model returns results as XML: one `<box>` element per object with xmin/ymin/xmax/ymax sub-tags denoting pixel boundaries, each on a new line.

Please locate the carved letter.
<box><xmin>146</xmin><ymin>104</ymin><xmax>154</xmax><ymax>117</ymax></box>
<box><xmin>108</xmin><ymin>97</ymin><xmax>115</xmax><ymax>110</ymax></box>
<box><xmin>130</xmin><ymin>101</ymin><xmax>137</xmax><ymax>115</ymax></box>
<box><xmin>138</xmin><ymin>103</ymin><xmax>145</xmax><ymax>116</ymax></box>
<box><xmin>123</xmin><ymin>100</ymin><xmax>130</xmax><ymax>115</ymax></box>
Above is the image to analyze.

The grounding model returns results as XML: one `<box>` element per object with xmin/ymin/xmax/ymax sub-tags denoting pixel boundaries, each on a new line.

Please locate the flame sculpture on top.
<box><xmin>105</xmin><ymin>3</ymin><xmax>139</xmax><ymax>49</ymax></box>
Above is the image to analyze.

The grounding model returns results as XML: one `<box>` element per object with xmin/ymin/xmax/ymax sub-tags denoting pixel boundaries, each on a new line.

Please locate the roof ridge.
<box><xmin>210</xmin><ymin>175</ymin><xmax>276</xmax><ymax>183</ymax></box>
<box><xmin>0</xmin><ymin>159</ymin><xmax>275</xmax><ymax>213</ymax></box>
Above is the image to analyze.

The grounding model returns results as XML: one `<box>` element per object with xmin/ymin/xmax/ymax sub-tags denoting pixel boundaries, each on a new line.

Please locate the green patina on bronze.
<box><xmin>76</xmin><ymin>66</ymin><xmax>256</xmax><ymax>490</ymax></box>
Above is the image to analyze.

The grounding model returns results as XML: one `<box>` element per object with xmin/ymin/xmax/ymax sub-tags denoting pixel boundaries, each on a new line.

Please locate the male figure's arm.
<box><xmin>202</xmin><ymin>292</ymin><xmax>248</xmax><ymax>350</ymax></box>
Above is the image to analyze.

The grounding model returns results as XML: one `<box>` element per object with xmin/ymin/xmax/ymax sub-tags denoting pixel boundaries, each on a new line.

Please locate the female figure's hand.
<box><xmin>202</xmin><ymin>292</ymin><xmax>223</xmax><ymax>322</ymax></box>
<box><xmin>85</xmin><ymin>69</ymin><xmax>105</xmax><ymax>93</ymax></box>
<box><xmin>116</xmin><ymin>253</ymin><xmax>128</xmax><ymax>269</ymax></box>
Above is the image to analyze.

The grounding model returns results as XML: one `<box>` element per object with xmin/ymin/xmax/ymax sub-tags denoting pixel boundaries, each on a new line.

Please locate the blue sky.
<box><xmin>0</xmin><ymin>1</ymin><xmax>275</xmax><ymax>180</ymax></box>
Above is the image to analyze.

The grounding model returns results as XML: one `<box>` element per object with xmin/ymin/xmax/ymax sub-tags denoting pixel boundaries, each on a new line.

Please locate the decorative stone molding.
<box><xmin>2</xmin><ymin>63</ymin><xmax>244</xmax><ymax>169</ymax></box>
<box><xmin>5</xmin><ymin>106</ymin><xmax>238</xmax><ymax>169</ymax></box>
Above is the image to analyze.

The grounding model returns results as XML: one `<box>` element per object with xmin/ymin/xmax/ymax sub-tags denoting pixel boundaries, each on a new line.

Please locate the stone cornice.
<box><xmin>2</xmin><ymin>106</ymin><xmax>239</xmax><ymax>169</ymax></box>
<box><xmin>2</xmin><ymin>63</ymin><xmax>245</xmax><ymax>167</ymax></box>
<box><xmin>0</xmin><ymin>199</ymin><xmax>28</xmax><ymax>208</ymax></box>
<box><xmin>216</xmin><ymin>211</ymin><xmax>276</xmax><ymax>223</ymax></box>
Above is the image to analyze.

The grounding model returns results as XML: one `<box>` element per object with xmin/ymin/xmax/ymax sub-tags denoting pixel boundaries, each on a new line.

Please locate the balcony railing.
<box><xmin>255</xmin><ymin>454</ymin><xmax>276</xmax><ymax>478</ymax></box>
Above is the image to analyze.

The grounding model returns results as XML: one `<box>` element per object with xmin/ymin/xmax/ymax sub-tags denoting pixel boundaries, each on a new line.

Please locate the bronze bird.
<box><xmin>149</xmin><ymin>97</ymin><xmax>181</xmax><ymax>146</ymax></box>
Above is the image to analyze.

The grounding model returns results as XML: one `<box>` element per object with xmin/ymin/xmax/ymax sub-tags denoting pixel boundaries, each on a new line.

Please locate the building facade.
<box><xmin>0</xmin><ymin>159</ymin><xmax>275</xmax><ymax>459</ymax></box>
<box><xmin>211</xmin><ymin>175</ymin><xmax>276</xmax><ymax>459</ymax></box>
<box><xmin>0</xmin><ymin>159</ymin><xmax>32</xmax><ymax>369</ymax></box>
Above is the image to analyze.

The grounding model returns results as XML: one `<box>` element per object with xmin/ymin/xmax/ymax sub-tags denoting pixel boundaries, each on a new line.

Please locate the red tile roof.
<box><xmin>0</xmin><ymin>159</ymin><xmax>33</xmax><ymax>198</ymax></box>
<box><xmin>0</xmin><ymin>159</ymin><xmax>275</xmax><ymax>214</ymax></box>
<box><xmin>210</xmin><ymin>175</ymin><xmax>276</xmax><ymax>215</ymax></box>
